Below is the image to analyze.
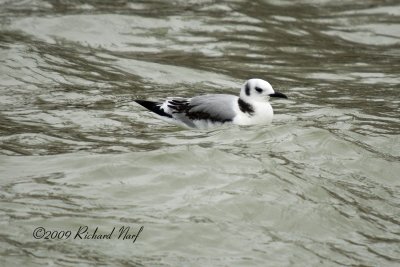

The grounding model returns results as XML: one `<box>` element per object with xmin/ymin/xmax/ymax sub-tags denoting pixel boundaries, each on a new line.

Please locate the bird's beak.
<box><xmin>269</xmin><ymin>92</ymin><xmax>288</xmax><ymax>99</ymax></box>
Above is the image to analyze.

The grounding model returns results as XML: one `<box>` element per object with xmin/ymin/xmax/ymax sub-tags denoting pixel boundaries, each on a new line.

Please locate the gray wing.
<box><xmin>167</xmin><ymin>94</ymin><xmax>238</xmax><ymax>126</ymax></box>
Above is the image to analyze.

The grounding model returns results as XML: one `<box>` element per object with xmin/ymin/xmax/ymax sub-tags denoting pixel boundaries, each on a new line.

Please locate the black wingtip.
<box><xmin>134</xmin><ymin>100</ymin><xmax>172</xmax><ymax>118</ymax></box>
<box><xmin>134</xmin><ymin>100</ymin><xmax>157</xmax><ymax>109</ymax></box>
<box><xmin>134</xmin><ymin>100</ymin><xmax>151</xmax><ymax>107</ymax></box>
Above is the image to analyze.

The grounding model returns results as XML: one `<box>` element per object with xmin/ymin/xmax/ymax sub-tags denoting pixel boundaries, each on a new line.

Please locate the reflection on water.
<box><xmin>1</xmin><ymin>0</ymin><xmax>399</xmax><ymax>266</ymax></box>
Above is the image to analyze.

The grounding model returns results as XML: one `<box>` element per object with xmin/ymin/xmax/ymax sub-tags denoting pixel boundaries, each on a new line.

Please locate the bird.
<box><xmin>134</xmin><ymin>78</ymin><xmax>288</xmax><ymax>129</ymax></box>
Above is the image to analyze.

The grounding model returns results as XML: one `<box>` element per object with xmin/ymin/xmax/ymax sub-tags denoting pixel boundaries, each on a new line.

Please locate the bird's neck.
<box><xmin>234</xmin><ymin>98</ymin><xmax>273</xmax><ymax>125</ymax></box>
<box><xmin>238</xmin><ymin>98</ymin><xmax>254</xmax><ymax>115</ymax></box>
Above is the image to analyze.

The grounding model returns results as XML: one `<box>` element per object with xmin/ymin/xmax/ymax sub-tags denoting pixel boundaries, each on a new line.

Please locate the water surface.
<box><xmin>1</xmin><ymin>0</ymin><xmax>400</xmax><ymax>266</ymax></box>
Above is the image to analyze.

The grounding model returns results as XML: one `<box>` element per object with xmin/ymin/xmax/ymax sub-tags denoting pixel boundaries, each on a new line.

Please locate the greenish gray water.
<box><xmin>1</xmin><ymin>0</ymin><xmax>399</xmax><ymax>266</ymax></box>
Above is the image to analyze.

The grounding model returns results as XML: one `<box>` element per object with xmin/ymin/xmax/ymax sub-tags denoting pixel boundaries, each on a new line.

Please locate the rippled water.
<box><xmin>1</xmin><ymin>0</ymin><xmax>400</xmax><ymax>266</ymax></box>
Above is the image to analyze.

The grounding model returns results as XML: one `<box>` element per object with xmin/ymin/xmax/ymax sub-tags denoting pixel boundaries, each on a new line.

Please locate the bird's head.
<box><xmin>240</xmin><ymin>78</ymin><xmax>287</xmax><ymax>102</ymax></box>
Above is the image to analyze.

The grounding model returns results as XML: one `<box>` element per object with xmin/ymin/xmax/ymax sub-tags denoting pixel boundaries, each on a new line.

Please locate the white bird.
<box><xmin>135</xmin><ymin>78</ymin><xmax>288</xmax><ymax>128</ymax></box>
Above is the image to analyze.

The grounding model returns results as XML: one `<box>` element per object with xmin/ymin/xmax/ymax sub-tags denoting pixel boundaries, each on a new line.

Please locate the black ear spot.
<box><xmin>255</xmin><ymin>87</ymin><xmax>263</xmax><ymax>93</ymax></box>
<box><xmin>245</xmin><ymin>83</ymin><xmax>251</xmax><ymax>96</ymax></box>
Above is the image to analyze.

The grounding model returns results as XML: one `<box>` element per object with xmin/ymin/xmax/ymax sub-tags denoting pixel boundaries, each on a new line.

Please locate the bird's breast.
<box><xmin>233</xmin><ymin>101</ymin><xmax>273</xmax><ymax>125</ymax></box>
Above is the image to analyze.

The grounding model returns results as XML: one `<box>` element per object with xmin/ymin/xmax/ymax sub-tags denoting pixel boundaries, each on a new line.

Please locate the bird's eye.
<box><xmin>255</xmin><ymin>87</ymin><xmax>263</xmax><ymax>93</ymax></box>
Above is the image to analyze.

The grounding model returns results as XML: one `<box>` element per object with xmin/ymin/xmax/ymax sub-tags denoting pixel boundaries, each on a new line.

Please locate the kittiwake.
<box><xmin>135</xmin><ymin>78</ymin><xmax>288</xmax><ymax>128</ymax></box>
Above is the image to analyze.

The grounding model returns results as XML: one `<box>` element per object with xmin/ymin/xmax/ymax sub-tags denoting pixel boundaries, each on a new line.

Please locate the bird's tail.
<box><xmin>134</xmin><ymin>100</ymin><xmax>172</xmax><ymax>118</ymax></box>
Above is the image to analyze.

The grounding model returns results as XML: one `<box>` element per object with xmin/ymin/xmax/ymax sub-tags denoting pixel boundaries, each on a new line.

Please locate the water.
<box><xmin>1</xmin><ymin>0</ymin><xmax>399</xmax><ymax>266</ymax></box>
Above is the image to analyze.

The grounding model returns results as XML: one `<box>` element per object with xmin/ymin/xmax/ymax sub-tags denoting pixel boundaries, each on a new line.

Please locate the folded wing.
<box><xmin>164</xmin><ymin>94</ymin><xmax>237</xmax><ymax>127</ymax></box>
